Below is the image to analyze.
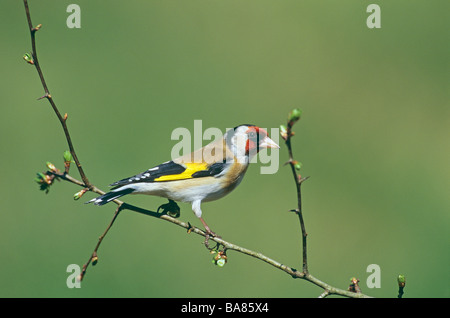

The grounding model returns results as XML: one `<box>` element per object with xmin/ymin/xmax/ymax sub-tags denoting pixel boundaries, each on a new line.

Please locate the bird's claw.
<box><xmin>203</xmin><ymin>230</ymin><xmax>221</xmax><ymax>250</ymax></box>
<box><xmin>157</xmin><ymin>199</ymin><xmax>181</xmax><ymax>218</ymax></box>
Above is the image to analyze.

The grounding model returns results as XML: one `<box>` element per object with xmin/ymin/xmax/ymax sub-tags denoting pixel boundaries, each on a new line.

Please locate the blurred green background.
<box><xmin>1</xmin><ymin>0</ymin><xmax>448</xmax><ymax>298</ymax></box>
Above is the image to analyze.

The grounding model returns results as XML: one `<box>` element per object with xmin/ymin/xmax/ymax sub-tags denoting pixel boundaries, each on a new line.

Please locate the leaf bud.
<box><xmin>63</xmin><ymin>150</ymin><xmax>73</xmax><ymax>163</ymax></box>
<box><xmin>23</xmin><ymin>53</ymin><xmax>34</xmax><ymax>65</ymax></box>
<box><xmin>46</xmin><ymin>162</ymin><xmax>57</xmax><ymax>172</ymax></box>
<box><xmin>288</xmin><ymin>108</ymin><xmax>302</xmax><ymax>126</ymax></box>
<box><xmin>397</xmin><ymin>274</ymin><xmax>406</xmax><ymax>288</ymax></box>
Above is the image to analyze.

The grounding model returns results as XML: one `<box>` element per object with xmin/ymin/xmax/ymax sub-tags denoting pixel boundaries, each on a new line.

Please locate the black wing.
<box><xmin>110</xmin><ymin>160</ymin><xmax>228</xmax><ymax>188</ymax></box>
<box><xmin>110</xmin><ymin>161</ymin><xmax>186</xmax><ymax>188</ymax></box>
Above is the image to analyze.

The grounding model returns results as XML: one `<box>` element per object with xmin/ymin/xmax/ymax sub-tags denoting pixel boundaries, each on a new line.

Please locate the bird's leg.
<box><xmin>199</xmin><ymin>217</ymin><xmax>221</xmax><ymax>249</ymax></box>
<box><xmin>199</xmin><ymin>217</ymin><xmax>218</xmax><ymax>236</ymax></box>
<box><xmin>157</xmin><ymin>199</ymin><xmax>181</xmax><ymax>218</ymax></box>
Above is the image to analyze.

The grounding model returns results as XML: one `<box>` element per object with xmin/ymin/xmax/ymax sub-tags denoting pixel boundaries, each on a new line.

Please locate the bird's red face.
<box><xmin>245</xmin><ymin>126</ymin><xmax>280</xmax><ymax>155</ymax></box>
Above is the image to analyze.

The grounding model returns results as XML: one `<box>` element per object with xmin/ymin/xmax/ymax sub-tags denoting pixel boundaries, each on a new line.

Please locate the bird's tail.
<box><xmin>86</xmin><ymin>187</ymin><xmax>135</xmax><ymax>206</ymax></box>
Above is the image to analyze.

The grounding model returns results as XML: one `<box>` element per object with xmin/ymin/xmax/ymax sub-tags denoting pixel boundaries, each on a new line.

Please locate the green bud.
<box><xmin>288</xmin><ymin>108</ymin><xmax>302</xmax><ymax>125</ymax></box>
<box><xmin>294</xmin><ymin>161</ymin><xmax>302</xmax><ymax>171</ymax></box>
<box><xmin>63</xmin><ymin>150</ymin><xmax>73</xmax><ymax>163</ymax></box>
<box><xmin>35</xmin><ymin>172</ymin><xmax>45</xmax><ymax>183</ymax></box>
<box><xmin>211</xmin><ymin>250</ymin><xmax>228</xmax><ymax>267</ymax></box>
<box><xmin>279</xmin><ymin>124</ymin><xmax>288</xmax><ymax>140</ymax></box>
<box><xmin>397</xmin><ymin>274</ymin><xmax>406</xmax><ymax>287</ymax></box>
<box><xmin>73</xmin><ymin>189</ymin><xmax>87</xmax><ymax>200</ymax></box>
<box><xmin>46</xmin><ymin>161</ymin><xmax>57</xmax><ymax>172</ymax></box>
<box><xmin>216</xmin><ymin>258</ymin><xmax>226</xmax><ymax>267</ymax></box>
<box><xmin>35</xmin><ymin>172</ymin><xmax>52</xmax><ymax>193</ymax></box>
<box><xmin>92</xmin><ymin>256</ymin><xmax>98</xmax><ymax>266</ymax></box>
<box><xmin>23</xmin><ymin>53</ymin><xmax>34</xmax><ymax>64</ymax></box>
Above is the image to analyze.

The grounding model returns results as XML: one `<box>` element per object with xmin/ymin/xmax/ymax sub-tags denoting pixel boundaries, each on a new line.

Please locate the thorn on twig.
<box><xmin>299</xmin><ymin>175</ymin><xmax>310</xmax><ymax>184</ymax></box>
<box><xmin>37</xmin><ymin>93</ymin><xmax>51</xmax><ymax>100</ymax></box>
<box><xmin>187</xmin><ymin>222</ymin><xmax>194</xmax><ymax>234</ymax></box>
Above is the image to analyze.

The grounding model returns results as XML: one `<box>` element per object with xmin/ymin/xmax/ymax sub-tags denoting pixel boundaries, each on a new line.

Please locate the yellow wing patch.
<box><xmin>153</xmin><ymin>162</ymin><xmax>209</xmax><ymax>182</ymax></box>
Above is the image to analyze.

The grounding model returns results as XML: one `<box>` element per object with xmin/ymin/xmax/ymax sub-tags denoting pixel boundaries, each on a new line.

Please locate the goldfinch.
<box><xmin>87</xmin><ymin>124</ymin><xmax>279</xmax><ymax>239</ymax></box>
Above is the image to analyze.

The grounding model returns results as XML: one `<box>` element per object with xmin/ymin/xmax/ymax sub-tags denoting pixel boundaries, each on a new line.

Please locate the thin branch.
<box><xmin>397</xmin><ymin>275</ymin><xmax>406</xmax><ymax>298</ymax></box>
<box><xmin>23</xmin><ymin>0</ymin><xmax>91</xmax><ymax>189</ymax></box>
<box><xmin>281</xmin><ymin>112</ymin><xmax>372</xmax><ymax>298</ymax></box>
<box><xmin>318</xmin><ymin>290</ymin><xmax>330</xmax><ymax>298</ymax></box>
<box><xmin>80</xmin><ymin>204</ymin><xmax>123</xmax><ymax>281</ymax></box>
<box><xmin>398</xmin><ymin>286</ymin><xmax>404</xmax><ymax>298</ymax></box>
<box><xmin>284</xmin><ymin>114</ymin><xmax>309</xmax><ymax>274</ymax></box>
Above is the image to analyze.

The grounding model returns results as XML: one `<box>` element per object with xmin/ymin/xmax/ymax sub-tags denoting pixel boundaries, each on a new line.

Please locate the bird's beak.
<box><xmin>259</xmin><ymin>136</ymin><xmax>280</xmax><ymax>149</ymax></box>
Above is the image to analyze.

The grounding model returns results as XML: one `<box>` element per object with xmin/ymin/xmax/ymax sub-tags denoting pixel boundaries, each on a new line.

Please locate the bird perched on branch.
<box><xmin>87</xmin><ymin>124</ymin><xmax>279</xmax><ymax>244</ymax></box>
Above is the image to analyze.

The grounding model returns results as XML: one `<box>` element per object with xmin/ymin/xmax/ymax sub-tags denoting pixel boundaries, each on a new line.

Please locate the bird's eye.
<box><xmin>248</xmin><ymin>132</ymin><xmax>257</xmax><ymax>138</ymax></box>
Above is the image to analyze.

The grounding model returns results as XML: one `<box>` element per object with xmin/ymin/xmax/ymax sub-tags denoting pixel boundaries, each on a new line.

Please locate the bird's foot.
<box><xmin>198</xmin><ymin>217</ymin><xmax>221</xmax><ymax>250</ymax></box>
<box><xmin>157</xmin><ymin>199</ymin><xmax>180</xmax><ymax>218</ymax></box>
<box><xmin>203</xmin><ymin>229</ymin><xmax>221</xmax><ymax>250</ymax></box>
